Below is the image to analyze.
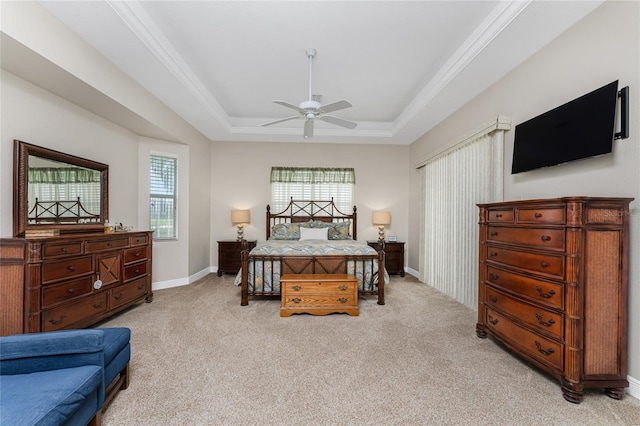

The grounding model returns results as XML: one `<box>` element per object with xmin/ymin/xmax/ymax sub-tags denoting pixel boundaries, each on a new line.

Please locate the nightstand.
<box><xmin>367</xmin><ymin>240</ymin><xmax>405</xmax><ymax>276</ymax></box>
<box><xmin>217</xmin><ymin>240</ymin><xmax>257</xmax><ymax>276</ymax></box>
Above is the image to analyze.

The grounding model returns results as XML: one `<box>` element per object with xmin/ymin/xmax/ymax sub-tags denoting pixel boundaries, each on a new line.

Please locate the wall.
<box><xmin>0</xmin><ymin>70</ymin><xmax>139</xmax><ymax>234</ymax></box>
<box><xmin>210</xmin><ymin>141</ymin><xmax>410</xmax><ymax>269</ymax></box>
<box><xmin>409</xmin><ymin>1</ymin><xmax>640</xmax><ymax>393</ymax></box>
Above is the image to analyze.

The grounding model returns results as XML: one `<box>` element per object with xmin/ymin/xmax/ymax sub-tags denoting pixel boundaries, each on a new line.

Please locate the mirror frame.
<box><xmin>13</xmin><ymin>140</ymin><xmax>109</xmax><ymax>237</ymax></box>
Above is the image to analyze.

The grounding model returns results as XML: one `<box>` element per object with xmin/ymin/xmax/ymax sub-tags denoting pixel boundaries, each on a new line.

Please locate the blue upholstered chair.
<box><xmin>0</xmin><ymin>327</ymin><xmax>131</xmax><ymax>426</ymax></box>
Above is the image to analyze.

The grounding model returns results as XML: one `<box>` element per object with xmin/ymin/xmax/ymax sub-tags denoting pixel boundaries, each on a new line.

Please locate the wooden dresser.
<box><xmin>0</xmin><ymin>231</ymin><xmax>153</xmax><ymax>336</ymax></box>
<box><xmin>367</xmin><ymin>240</ymin><xmax>405</xmax><ymax>276</ymax></box>
<box><xmin>217</xmin><ymin>240</ymin><xmax>257</xmax><ymax>276</ymax></box>
<box><xmin>476</xmin><ymin>197</ymin><xmax>632</xmax><ymax>403</ymax></box>
<box><xmin>280</xmin><ymin>274</ymin><xmax>359</xmax><ymax>317</ymax></box>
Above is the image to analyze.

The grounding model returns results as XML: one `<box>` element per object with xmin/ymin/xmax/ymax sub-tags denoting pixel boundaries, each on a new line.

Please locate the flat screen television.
<box><xmin>511</xmin><ymin>80</ymin><xmax>619</xmax><ymax>174</ymax></box>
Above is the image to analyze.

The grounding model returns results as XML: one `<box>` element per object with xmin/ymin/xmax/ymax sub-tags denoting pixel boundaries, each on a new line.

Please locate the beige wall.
<box><xmin>210</xmin><ymin>141</ymin><xmax>410</xmax><ymax>268</ymax></box>
<box><xmin>409</xmin><ymin>1</ymin><xmax>640</xmax><ymax>387</ymax></box>
<box><xmin>0</xmin><ymin>70</ymin><xmax>140</xmax><ymax>234</ymax></box>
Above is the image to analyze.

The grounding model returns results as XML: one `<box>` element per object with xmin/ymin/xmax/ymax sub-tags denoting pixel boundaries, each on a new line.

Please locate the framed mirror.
<box><xmin>13</xmin><ymin>140</ymin><xmax>109</xmax><ymax>237</ymax></box>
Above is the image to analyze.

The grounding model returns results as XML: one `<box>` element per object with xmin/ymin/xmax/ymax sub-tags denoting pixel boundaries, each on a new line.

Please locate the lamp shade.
<box><xmin>372</xmin><ymin>211</ymin><xmax>391</xmax><ymax>226</ymax></box>
<box><xmin>231</xmin><ymin>209</ymin><xmax>250</xmax><ymax>225</ymax></box>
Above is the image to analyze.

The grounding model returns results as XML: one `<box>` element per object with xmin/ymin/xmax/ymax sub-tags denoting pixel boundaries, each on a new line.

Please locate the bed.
<box><xmin>236</xmin><ymin>199</ymin><xmax>387</xmax><ymax>306</ymax></box>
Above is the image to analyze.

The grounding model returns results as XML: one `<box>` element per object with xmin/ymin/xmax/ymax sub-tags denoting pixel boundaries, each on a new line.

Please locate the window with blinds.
<box><xmin>270</xmin><ymin>167</ymin><xmax>355</xmax><ymax>214</ymax></box>
<box><xmin>150</xmin><ymin>155</ymin><xmax>177</xmax><ymax>240</ymax></box>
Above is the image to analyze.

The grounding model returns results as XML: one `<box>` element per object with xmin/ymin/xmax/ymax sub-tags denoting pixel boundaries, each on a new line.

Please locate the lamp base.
<box><xmin>378</xmin><ymin>225</ymin><xmax>385</xmax><ymax>242</ymax></box>
<box><xmin>236</xmin><ymin>225</ymin><xmax>244</xmax><ymax>241</ymax></box>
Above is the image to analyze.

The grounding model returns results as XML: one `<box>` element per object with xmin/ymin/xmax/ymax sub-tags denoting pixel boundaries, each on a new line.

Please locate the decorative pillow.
<box><xmin>270</xmin><ymin>223</ymin><xmax>301</xmax><ymax>240</ymax></box>
<box><xmin>328</xmin><ymin>221</ymin><xmax>352</xmax><ymax>240</ymax></box>
<box><xmin>299</xmin><ymin>227</ymin><xmax>328</xmax><ymax>241</ymax></box>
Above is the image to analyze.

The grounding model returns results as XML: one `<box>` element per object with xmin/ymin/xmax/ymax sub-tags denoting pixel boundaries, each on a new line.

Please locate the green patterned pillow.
<box><xmin>328</xmin><ymin>221</ymin><xmax>351</xmax><ymax>240</ymax></box>
<box><xmin>270</xmin><ymin>223</ymin><xmax>301</xmax><ymax>240</ymax></box>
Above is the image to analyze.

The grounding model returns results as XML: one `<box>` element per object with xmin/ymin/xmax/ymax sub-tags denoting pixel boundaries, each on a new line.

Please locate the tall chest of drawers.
<box><xmin>476</xmin><ymin>197</ymin><xmax>632</xmax><ymax>403</ymax></box>
<box><xmin>0</xmin><ymin>231</ymin><xmax>153</xmax><ymax>336</ymax></box>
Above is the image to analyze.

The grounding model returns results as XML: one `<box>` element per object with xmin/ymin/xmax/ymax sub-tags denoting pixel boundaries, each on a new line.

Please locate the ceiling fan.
<box><xmin>262</xmin><ymin>48</ymin><xmax>357</xmax><ymax>139</ymax></box>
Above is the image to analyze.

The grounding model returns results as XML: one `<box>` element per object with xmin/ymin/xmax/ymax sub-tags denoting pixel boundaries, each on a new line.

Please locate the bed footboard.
<box><xmin>240</xmin><ymin>246</ymin><xmax>385</xmax><ymax>306</ymax></box>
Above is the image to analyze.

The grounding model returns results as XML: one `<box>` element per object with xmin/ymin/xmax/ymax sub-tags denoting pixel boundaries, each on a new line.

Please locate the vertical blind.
<box><xmin>270</xmin><ymin>167</ymin><xmax>355</xmax><ymax>214</ymax></box>
<box><xmin>150</xmin><ymin>155</ymin><xmax>177</xmax><ymax>240</ymax></box>
<box><xmin>419</xmin><ymin>121</ymin><xmax>508</xmax><ymax>309</ymax></box>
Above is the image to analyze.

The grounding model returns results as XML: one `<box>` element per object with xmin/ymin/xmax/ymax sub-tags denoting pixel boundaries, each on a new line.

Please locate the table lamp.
<box><xmin>372</xmin><ymin>211</ymin><xmax>391</xmax><ymax>242</ymax></box>
<box><xmin>231</xmin><ymin>209</ymin><xmax>250</xmax><ymax>241</ymax></box>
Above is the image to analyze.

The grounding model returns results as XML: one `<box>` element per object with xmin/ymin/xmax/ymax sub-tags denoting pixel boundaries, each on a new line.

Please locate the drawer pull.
<box><xmin>540</xmin><ymin>261</ymin><xmax>549</xmax><ymax>268</ymax></box>
<box><xmin>135</xmin><ymin>252</ymin><xmax>141</xmax><ymax>257</ymax></box>
<box><xmin>292</xmin><ymin>298</ymin><xmax>301</xmax><ymax>303</ymax></box>
<box><xmin>133</xmin><ymin>269</ymin><xmax>140</xmax><ymax>274</ymax></box>
<box><xmin>488</xmin><ymin>295</ymin><xmax>499</xmax><ymax>303</ymax></box>
<box><xmin>535</xmin><ymin>313</ymin><xmax>556</xmax><ymax>327</ymax></box>
<box><xmin>489</xmin><ymin>273</ymin><xmax>499</xmax><ymax>281</ymax></box>
<box><xmin>535</xmin><ymin>286</ymin><xmax>556</xmax><ymax>299</ymax></box>
<box><xmin>338</xmin><ymin>285</ymin><xmax>348</xmax><ymax>291</ymax></box>
<box><xmin>488</xmin><ymin>315</ymin><xmax>499</xmax><ymax>325</ymax></box>
<box><xmin>292</xmin><ymin>285</ymin><xmax>301</xmax><ymax>291</ymax></box>
<box><xmin>92</xmin><ymin>301</ymin><xmax>104</xmax><ymax>309</ymax></box>
<box><xmin>67</xmin><ymin>288</ymin><xmax>75</xmax><ymax>294</ymax></box>
<box><xmin>61</xmin><ymin>247</ymin><xmax>68</xmax><ymax>253</ymax></box>
<box><xmin>107</xmin><ymin>242</ymin><xmax>112</xmax><ymax>246</ymax></box>
<box><xmin>535</xmin><ymin>212</ymin><xmax>543</xmax><ymax>218</ymax></box>
<box><xmin>137</xmin><ymin>284</ymin><xmax>145</xmax><ymax>290</ymax></box>
<box><xmin>490</xmin><ymin>232</ymin><xmax>498</xmax><ymax>236</ymax></box>
<box><xmin>535</xmin><ymin>341</ymin><xmax>555</xmax><ymax>356</ymax></box>
<box><xmin>489</xmin><ymin>252</ymin><xmax>498</xmax><ymax>257</ymax></box>
<box><xmin>541</xmin><ymin>235</ymin><xmax>551</xmax><ymax>242</ymax></box>
<box><xmin>48</xmin><ymin>314</ymin><xmax>67</xmax><ymax>325</ymax></box>
<box><xmin>338</xmin><ymin>298</ymin><xmax>348</xmax><ymax>303</ymax></box>
<box><xmin>495</xmin><ymin>213</ymin><xmax>503</xmax><ymax>218</ymax></box>
<box><xmin>68</xmin><ymin>265</ymin><xmax>76</xmax><ymax>272</ymax></box>
<box><xmin>114</xmin><ymin>293</ymin><xmax>124</xmax><ymax>300</ymax></box>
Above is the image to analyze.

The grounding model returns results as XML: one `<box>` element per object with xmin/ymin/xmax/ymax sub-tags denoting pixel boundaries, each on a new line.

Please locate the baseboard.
<box><xmin>152</xmin><ymin>266</ymin><xmax>213</xmax><ymax>291</ymax></box>
<box><xmin>405</xmin><ymin>267</ymin><xmax>420</xmax><ymax>278</ymax></box>
<box><xmin>628</xmin><ymin>374</ymin><xmax>640</xmax><ymax>400</ymax></box>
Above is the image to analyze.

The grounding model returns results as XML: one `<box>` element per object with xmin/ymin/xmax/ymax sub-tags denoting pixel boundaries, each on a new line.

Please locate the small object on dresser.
<box><xmin>388</xmin><ymin>235</ymin><xmax>397</xmax><ymax>242</ymax></box>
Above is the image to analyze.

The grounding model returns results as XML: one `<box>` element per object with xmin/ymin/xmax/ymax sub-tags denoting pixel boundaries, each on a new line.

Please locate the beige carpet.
<box><xmin>99</xmin><ymin>274</ymin><xmax>640</xmax><ymax>425</ymax></box>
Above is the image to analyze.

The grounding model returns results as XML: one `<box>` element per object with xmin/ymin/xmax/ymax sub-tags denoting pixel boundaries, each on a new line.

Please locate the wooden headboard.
<box><xmin>266</xmin><ymin>199</ymin><xmax>357</xmax><ymax>240</ymax></box>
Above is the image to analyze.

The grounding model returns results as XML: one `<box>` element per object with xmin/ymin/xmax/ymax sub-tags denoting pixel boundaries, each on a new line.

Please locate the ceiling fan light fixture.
<box><xmin>262</xmin><ymin>48</ymin><xmax>357</xmax><ymax>138</ymax></box>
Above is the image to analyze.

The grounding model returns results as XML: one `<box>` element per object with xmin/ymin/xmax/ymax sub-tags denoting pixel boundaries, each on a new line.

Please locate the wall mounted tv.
<box><xmin>511</xmin><ymin>80</ymin><xmax>623</xmax><ymax>174</ymax></box>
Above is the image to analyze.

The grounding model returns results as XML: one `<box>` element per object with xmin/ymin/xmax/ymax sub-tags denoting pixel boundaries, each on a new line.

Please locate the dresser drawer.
<box><xmin>124</xmin><ymin>262</ymin><xmax>147</xmax><ymax>282</ymax></box>
<box><xmin>516</xmin><ymin>206</ymin><xmax>565</xmax><ymax>224</ymax></box>
<box><xmin>110</xmin><ymin>277</ymin><xmax>148</xmax><ymax>308</ymax></box>
<box><xmin>487</xmin><ymin>226</ymin><xmax>565</xmax><ymax>251</ymax></box>
<box><xmin>124</xmin><ymin>246</ymin><xmax>148</xmax><ymax>264</ymax></box>
<box><xmin>130</xmin><ymin>234</ymin><xmax>149</xmax><ymax>246</ymax></box>
<box><xmin>486</xmin><ymin>245</ymin><xmax>564</xmax><ymax>279</ymax></box>
<box><xmin>43</xmin><ymin>242</ymin><xmax>83</xmax><ymax>259</ymax></box>
<box><xmin>42</xmin><ymin>293</ymin><xmax>108</xmax><ymax>331</ymax></box>
<box><xmin>486</xmin><ymin>266</ymin><xmax>563</xmax><ymax>309</ymax></box>
<box><xmin>282</xmin><ymin>293</ymin><xmax>358</xmax><ymax>308</ymax></box>
<box><xmin>486</xmin><ymin>308</ymin><xmax>563</xmax><ymax>370</ymax></box>
<box><xmin>488</xmin><ymin>208</ymin><xmax>514</xmax><ymax>223</ymax></box>
<box><xmin>283</xmin><ymin>280</ymin><xmax>356</xmax><ymax>295</ymax></box>
<box><xmin>42</xmin><ymin>255</ymin><xmax>94</xmax><ymax>284</ymax></box>
<box><xmin>42</xmin><ymin>276</ymin><xmax>93</xmax><ymax>308</ymax></box>
<box><xmin>486</xmin><ymin>287</ymin><xmax>563</xmax><ymax>339</ymax></box>
<box><xmin>85</xmin><ymin>237</ymin><xmax>129</xmax><ymax>253</ymax></box>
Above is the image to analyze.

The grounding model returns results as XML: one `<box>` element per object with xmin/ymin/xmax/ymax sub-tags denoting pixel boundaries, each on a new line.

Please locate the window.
<box><xmin>150</xmin><ymin>155</ymin><xmax>177</xmax><ymax>240</ymax></box>
<box><xmin>270</xmin><ymin>167</ymin><xmax>355</xmax><ymax>213</ymax></box>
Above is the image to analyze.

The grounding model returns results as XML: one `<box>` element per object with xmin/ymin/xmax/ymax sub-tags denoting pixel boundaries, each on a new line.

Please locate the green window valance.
<box><xmin>28</xmin><ymin>167</ymin><xmax>101</xmax><ymax>184</ymax></box>
<box><xmin>270</xmin><ymin>167</ymin><xmax>356</xmax><ymax>184</ymax></box>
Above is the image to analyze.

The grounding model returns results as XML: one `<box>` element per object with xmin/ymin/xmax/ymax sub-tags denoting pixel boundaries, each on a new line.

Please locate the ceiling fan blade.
<box><xmin>320</xmin><ymin>115</ymin><xmax>358</xmax><ymax>129</ymax></box>
<box><xmin>319</xmin><ymin>99</ymin><xmax>352</xmax><ymax>114</ymax></box>
<box><xmin>273</xmin><ymin>100</ymin><xmax>306</xmax><ymax>114</ymax></box>
<box><xmin>262</xmin><ymin>116</ymin><xmax>300</xmax><ymax>127</ymax></box>
<box><xmin>303</xmin><ymin>118</ymin><xmax>314</xmax><ymax>139</ymax></box>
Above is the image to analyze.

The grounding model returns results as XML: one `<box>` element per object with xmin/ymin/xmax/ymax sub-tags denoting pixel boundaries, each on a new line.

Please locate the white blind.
<box><xmin>419</xmin><ymin>124</ymin><xmax>507</xmax><ymax>309</ymax></box>
<box><xmin>270</xmin><ymin>167</ymin><xmax>354</xmax><ymax>214</ymax></box>
<box><xmin>150</xmin><ymin>155</ymin><xmax>177</xmax><ymax>240</ymax></box>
